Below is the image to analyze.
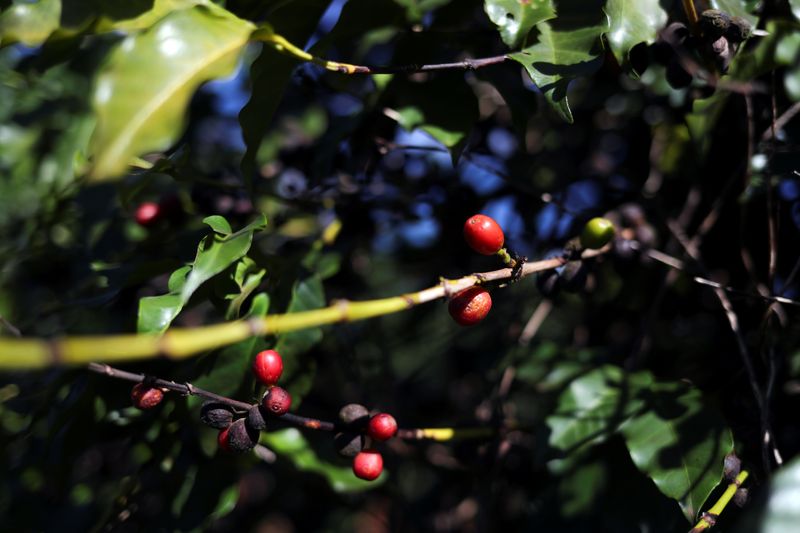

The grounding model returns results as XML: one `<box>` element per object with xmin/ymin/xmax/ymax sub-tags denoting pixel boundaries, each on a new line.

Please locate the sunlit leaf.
<box><xmin>509</xmin><ymin>1</ymin><xmax>608</xmax><ymax>123</ymax></box>
<box><xmin>0</xmin><ymin>0</ymin><xmax>60</xmax><ymax>46</ymax></box>
<box><xmin>755</xmin><ymin>458</ymin><xmax>800</xmax><ymax>533</ymax></box>
<box><xmin>90</xmin><ymin>4</ymin><xmax>253</xmax><ymax>180</ymax></box>
<box><xmin>604</xmin><ymin>0</ymin><xmax>667</xmax><ymax>65</ymax></box>
<box><xmin>484</xmin><ymin>0</ymin><xmax>556</xmax><ymax>48</ymax></box>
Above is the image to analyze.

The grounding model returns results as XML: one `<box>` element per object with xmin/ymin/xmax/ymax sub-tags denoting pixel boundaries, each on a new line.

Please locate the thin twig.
<box><xmin>689</xmin><ymin>470</ymin><xmax>749</xmax><ymax>532</ymax></box>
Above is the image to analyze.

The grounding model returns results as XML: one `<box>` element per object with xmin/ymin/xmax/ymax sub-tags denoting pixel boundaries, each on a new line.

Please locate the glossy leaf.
<box><xmin>756</xmin><ymin>458</ymin><xmax>800</xmax><ymax>533</ymax></box>
<box><xmin>137</xmin><ymin>215</ymin><xmax>267</xmax><ymax>333</ymax></box>
<box><xmin>509</xmin><ymin>1</ymin><xmax>608</xmax><ymax>123</ymax></box>
<box><xmin>263</xmin><ymin>429</ymin><xmax>383</xmax><ymax>492</ymax></box>
<box><xmin>604</xmin><ymin>0</ymin><xmax>667</xmax><ymax>65</ymax></box>
<box><xmin>620</xmin><ymin>384</ymin><xmax>733</xmax><ymax>520</ymax></box>
<box><xmin>484</xmin><ymin>0</ymin><xmax>556</xmax><ymax>48</ymax></box>
<box><xmin>0</xmin><ymin>0</ymin><xmax>60</xmax><ymax>46</ymax></box>
<box><xmin>225</xmin><ymin>257</ymin><xmax>266</xmax><ymax>320</ymax></box>
<box><xmin>90</xmin><ymin>4</ymin><xmax>253</xmax><ymax>180</ymax></box>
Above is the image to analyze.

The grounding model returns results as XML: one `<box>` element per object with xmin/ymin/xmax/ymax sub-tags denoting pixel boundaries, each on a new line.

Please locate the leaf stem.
<box><xmin>689</xmin><ymin>470</ymin><xmax>749</xmax><ymax>532</ymax></box>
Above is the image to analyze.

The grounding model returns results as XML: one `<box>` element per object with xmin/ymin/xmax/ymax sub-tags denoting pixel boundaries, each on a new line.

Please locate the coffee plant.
<box><xmin>1</xmin><ymin>0</ymin><xmax>799</xmax><ymax>530</ymax></box>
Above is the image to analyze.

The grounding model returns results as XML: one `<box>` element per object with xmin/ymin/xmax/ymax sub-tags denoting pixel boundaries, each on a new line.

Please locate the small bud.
<box><xmin>733</xmin><ymin>487</ymin><xmax>749</xmax><ymax>507</ymax></box>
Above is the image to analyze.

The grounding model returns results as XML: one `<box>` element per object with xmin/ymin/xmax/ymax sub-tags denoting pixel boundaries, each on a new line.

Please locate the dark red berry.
<box><xmin>448</xmin><ymin>286</ymin><xmax>492</xmax><ymax>326</ymax></box>
<box><xmin>463</xmin><ymin>214</ymin><xmax>505</xmax><ymax>255</ymax></box>
<box><xmin>334</xmin><ymin>431</ymin><xmax>366</xmax><ymax>458</ymax></box>
<box><xmin>218</xmin><ymin>427</ymin><xmax>232</xmax><ymax>453</ymax></box>
<box><xmin>226</xmin><ymin>418</ymin><xmax>259</xmax><ymax>453</ymax></box>
<box><xmin>353</xmin><ymin>449</ymin><xmax>383</xmax><ymax>481</ymax></box>
<box><xmin>253</xmin><ymin>349</ymin><xmax>283</xmax><ymax>386</ymax></box>
<box><xmin>262</xmin><ymin>386</ymin><xmax>292</xmax><ymax>416</ymax></box>
<box><xmin>367</xmin><ymin>413</ymin><xmax>398</xmax><ymax>442</ymax></box>
<box><xmin>134</xmin><ymin>202</ymin><xmax>161</xmax><ymax>227</ymax></box>
<box><xmin>200</xmin><ymin>401</ymin><xmax>234</xmax><ymax>429</ymax></box>
<box><xmin>131</xmin><ymin>383</ymin><xmax>164</xmax><ymax>410</ymax></box>
<box><xmin>338</xmin><ymin>403</ymin><xmax>370</xmax><ymax>428</ymax></box>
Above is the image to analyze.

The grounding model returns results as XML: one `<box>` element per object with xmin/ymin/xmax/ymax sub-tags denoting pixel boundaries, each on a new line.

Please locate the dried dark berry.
<box><xmin>536</xmin><ymin>269</ymin><xmax>561</xmax><ymax>298</ymax></box>
<box><xmin>666</xmin><ymin>57</ymin><xmax>692</xmax><ymax>89</ymax></box>
<box><xmin>629</xmin><ymin>42</ymin><xmax>650</xmax><ymax>75</ymax></box>
<box><xmin>338</xmin><ymin>403</ymin><xmax>370</xmax><ymax>428</ymax></box>
<box><xmin>262</xmin><ymin>386</ymin><xmax>292</xmax><ymax>416</ymax></box>
<box><xmin>560</xmin><ymin>261</ymin><xmax>589</xmax><ymax>293</ymax></box>
<box><xmin>200</xmin><ymin>401</ymin><xmax>234</xmax><ymax>429</ymax></box>
<box><xmin>227</xmin><ymin>418</ymin><xmax>259</xmax><ymax>453</ymax></box>
<box><xmin>247</xmin><ymin>405</ymin><xmax>267</xmax><ymax>431</ymax></box>
<box><xmin>699</xmin><ymin>10</ymin><xmax>731</xmax><ymax>40</ymax></box>
<box><xmin>334</xmin><ymin>431</ymin><xmax>366</xmax><ymax>458</ymax></box>
<box><xmin>726</xmin><ymin>16</ymin><xmax>752</xmax><ymax>43</ymax></box>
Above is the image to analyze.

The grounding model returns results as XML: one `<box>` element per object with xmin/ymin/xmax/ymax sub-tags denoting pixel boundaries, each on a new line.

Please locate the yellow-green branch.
<box><xmin>0</xmin><ymin>250</ymin><xmax>607</xmax><ymax>369</ymax></box>
<box><xmin>689</xmin><ymin>470</ymin><xmax>749</xmax><ymax>532</ymax></box>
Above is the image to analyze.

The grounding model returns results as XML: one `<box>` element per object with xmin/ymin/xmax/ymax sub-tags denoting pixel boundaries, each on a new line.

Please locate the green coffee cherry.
<box><xmin>580</xmin><ymin>218</ymin><xmax>616</xmax><ymax>250</ymax></box>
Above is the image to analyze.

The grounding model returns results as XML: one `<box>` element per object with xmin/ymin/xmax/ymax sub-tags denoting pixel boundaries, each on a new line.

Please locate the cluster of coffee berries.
<box><xmin>334</xmin><ymin>403</ymin><xmax>398</xmax><ymax>481</ymax></box>
<box><xmin>636</xmin><ymin>10</ymin><xmax>752</xmax><ymax>90</ymax></box>
<box><xmin>199</xmin><ymin>349</ymin><xmax>293</xmax><ymax>454</ymax></box>
<box><xmin>131</xmin><ymin>382</ymin><xmax>166</xmax><ymax>410</ymax></box>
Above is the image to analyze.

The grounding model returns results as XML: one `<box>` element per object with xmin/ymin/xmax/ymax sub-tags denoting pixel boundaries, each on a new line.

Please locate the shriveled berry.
<box><xmin>536</xmin><ymin>269</ymin><xmax>561</xmax><ymax>297</ymax></box>
<box><xmin>560</xmin><ymin>261</ymin><xmax>589</xmax><ymax>293</ymax></box>
<box><xmin>463</xmin><ymin>214</ymin><xmax>505</xmax><ymax>255</ymax></box>
<box><xmin>367</xmin><ymin>413</ymin><xmax>398</xmax><ymax>442</ymax></box>
<box><xmin>338</xmin><ymin>403</ymin><xmax>370</xmax><ymax>428</ymax></box>
<box><xmin>580</xmin><ymin>217</ymin><xmax>616</xmax><ymax>250</ymax></box>
<box><xmin>218</xmin><ymin>427</ymin><xmax>232</xmax><ymax>453</ymax></box>
<box><xmin>200</xmin><ymin>401</ymin><xmax>234</xmax><ymax>429</ymax></box>
<box><xmin>247</xmin><ymin>405</ymin><xmax>267</xmax><ymax>431</ymax></box>
<box><xmin>334</xmin><ymin>431</ymin><xmax>366</xmax><ymax>458</ymax></box>
<box><xmin>131</xmin><ymin>383</ymin><xmax>164</xmax><ymax>410</ymax></box>
<box><xmin>134</xmin><ymin>202</ymin><xmax>161</xmax><ymax>227</ymax></box>
<box><xmin>448</xmin><ymin>286</ymin><xmax>492</xmax><ymax>326</ymax></box>
<box><xmin>353</xmin><ymin>449</ymin><xmax>383</xmax><ymax>481</ymax></box>
<box><xmin>262</xmin><ymin>386</ymin><xmax>292</xmax><ymax>416</ymax></box>
<box><xmin>226</xmin><ymin>418</ymin><xmax>259</xmax><ymax>453</ymax></box>
<box><xmin>666</xmin><ymin>57</ymin><xmax>692</xmax><ymax>89</ymax></box>
<box><xmin>253</xmin><ymin>349</ymin><xmax>283</xmax><ymax>386</ymax></box>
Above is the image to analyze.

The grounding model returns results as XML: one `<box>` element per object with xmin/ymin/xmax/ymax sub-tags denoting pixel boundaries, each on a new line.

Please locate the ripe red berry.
<box><xmin>353</xmin><ymin>449</ymin><xmax>383</xmax><ymax>481</ymax></box>
<box><xmin>463</xmin><ymin>214</ymin><xmax>504</xmax><ymax>255</ymax></box>
<box><xmin>134</xmin><ymin>202</ymin><xmax>161</xmax><ymax>227</ymax></box>
<box><xmin>131</xmin><ymin>383</ymin><xmax>164</xmax><ymax>410</ymax></box>
<box><xmin>253</xmin><ymin>349</ymin><xmax>283</xmax><ymax>386</ymax></box>
<box><xmin>367</xmin><ymin>413</ymin><xmax>398</xmax><ymax>442</ymax></box>
<box><xmin>448</xmin><ymin>286</ymin><xmax>492</xmax><ymax>326</ymax></box>
<box><xmin>218</xmin><ymin>427</ymin><xmax>232</xmax><ymax>453</ymax></box>
<box><xmin>262</xmin><ymin>386</ymin><xmax>292</xmax><ymax>416</ymax></box>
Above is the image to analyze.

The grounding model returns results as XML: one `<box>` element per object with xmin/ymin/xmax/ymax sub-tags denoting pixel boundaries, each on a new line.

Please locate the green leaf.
<box><xmin>137</xmin><ymin>215</ymin><xmax>267</xmax><ymax>333</ymax></box>
<box><xmin>547</xmin><ymin>366</ymin><xmax>652</xmax><ymax>453</ymax></box>
<box><xmin>202</xmin><ymin>215</ymin><xmax>233</xmax><ymax>236</ymax></box>
<box><xmin>263</xmin><ymin>429</ymin><xmax>383</xmax><ymax>492</ymax></box>
<box><xmin>89</xmin><ymin>4</ymin><xmax>253</xmax><ymax>180</ymax></box>
<box><xmin>604</xmin><ymin>0</ymin><xmax>667</xmax><ymax>66</ymax></box>
<box><xmin>240</xmin><ymin>0</ymin><xmax>330</xmax><ymax>184</ymax></box>
<box><xmin>225</xmin><ymin>257</ymin><xmax>266</xmax><ymax>320</ymax></box>
<box><xmin>0</xmin><ymin>0</ymin><xmax>60</xmax><ymax>46</ymax></box>
<box><xmin>620</xmin><ymin>384</ymin><xmax>734</xmax><ymax>521</ymax></box>
<box><xmin>483</xmin><ymin>0</ymin><xmax>556</xmax><ymax>48</ymax></box>
<box><xmin>509</xmin><ymin>1</ymin><xmax>609</xmax><ymax>123</ymax></box>
<box><xmin>755</xmin><ymin>457</ymin><xmax>800</xmax><ymax>532</ymax></box>
<box><xmin>390</xmin><ymin>74</ymin><xmax>478</xmax><ymax>163</ymax></box>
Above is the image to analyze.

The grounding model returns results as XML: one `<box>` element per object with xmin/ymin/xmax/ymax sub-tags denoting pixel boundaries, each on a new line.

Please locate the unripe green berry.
<box><xmin>580</xmin><ymin>217</ymin><xmax>616</xmax><ymax>250</ymax></box>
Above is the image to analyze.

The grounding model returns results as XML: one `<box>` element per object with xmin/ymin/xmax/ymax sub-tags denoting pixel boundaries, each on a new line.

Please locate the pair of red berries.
<box><xmin>351</xmin><ymin>413</ymin><xmax>397</xmax><ymax>481</ymax></box>
<box><xmin>447</xmin><ymin>214</ymin><xmax>504</xmax><ymax>326</ymax></box>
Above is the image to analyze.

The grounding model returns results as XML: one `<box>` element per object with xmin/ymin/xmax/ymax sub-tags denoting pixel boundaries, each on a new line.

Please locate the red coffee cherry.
<box><xmin>448</xmin><ymin>286</ymin><xmax>492</xmax><ymax>326</ymax></box>
<box><xmin>367</xmin><ymin>413</ymin><xmax>398</xmax><ymax>442</ymax></box>
<box><xmin>353</xmin><ymin>449</ymin><xmax>383</xmax><ymax>481</ymax></box>
<box><xmin>217</xmin><ymin>427</ymin><xmax>232</xmax><ymax>453</ymax></box>
<box><xmin>131</xmin><ymin>383</ymin><xmax>164</xmax><ymax>410</ymax></box>
<box><xmin>134</xmin><ymin>202</ymin><xmax>161</xmax><ymax>227</ymax></box>
<box><xmin>463</xmin><ymin>214</ymin><xmax>504</xmax><ymax>255</ymax></box>
<box><xmin>262</xmin><ymin>386</ymin><xmax>292</xmax><ymax>416</ymax></box>
<box><xmin>253</xmin><ymin>349</ymin><xmax>283</xmax><ymax>386</ymax></box>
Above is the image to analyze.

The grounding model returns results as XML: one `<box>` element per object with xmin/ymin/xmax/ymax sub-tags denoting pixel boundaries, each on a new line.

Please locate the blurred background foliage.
<box><xmin>1</xmin><ymin>0</ymin><xmax>799</xmax><ymax>531</ymax></box>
